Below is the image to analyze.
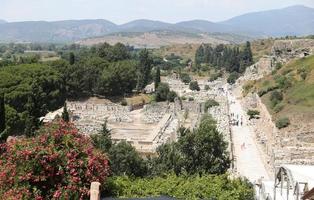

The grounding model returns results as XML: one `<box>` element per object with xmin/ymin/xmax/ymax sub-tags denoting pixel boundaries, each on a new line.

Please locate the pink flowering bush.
<box><xmin>0</xmin><ymin>121</ymin><xmax>110</xmax><ymax>200</ymax></box>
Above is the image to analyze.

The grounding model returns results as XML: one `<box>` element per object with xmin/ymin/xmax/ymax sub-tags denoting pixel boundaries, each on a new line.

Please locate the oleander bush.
<box><xmin>0</xmin><ymin>121</ymin><xmax>110</xmax><ymax>199</ymax></box>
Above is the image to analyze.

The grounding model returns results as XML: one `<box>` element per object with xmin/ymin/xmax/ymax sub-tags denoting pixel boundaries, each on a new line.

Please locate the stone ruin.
<box><xmin>272</xmin><ymin>39</ymin><xmax>314</xmax><ymax>63</ymax></box>
<box><xmin>242</xmin><ymin>93</ymin><xmax>314</xmax><ymax>172</ymax></box>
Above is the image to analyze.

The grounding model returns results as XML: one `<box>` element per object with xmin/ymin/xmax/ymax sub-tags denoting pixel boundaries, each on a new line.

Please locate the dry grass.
<box><xmin>125</xmin><ymin>94</ymin><xmax>152</xmax><ymax>106</ymax></box>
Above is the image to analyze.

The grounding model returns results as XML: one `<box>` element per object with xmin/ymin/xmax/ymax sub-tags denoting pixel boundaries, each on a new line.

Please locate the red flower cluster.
<box><xmin>0</xmin><ymin>121</ymin><xmax>110</xmax><ymax>199</ymax></box>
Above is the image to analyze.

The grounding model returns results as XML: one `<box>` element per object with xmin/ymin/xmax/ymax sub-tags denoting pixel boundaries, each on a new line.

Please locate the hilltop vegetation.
<box><xmin>244</xmin><ymin>55</ymin><xmax>314</xmax><ymax>127</ymax></box>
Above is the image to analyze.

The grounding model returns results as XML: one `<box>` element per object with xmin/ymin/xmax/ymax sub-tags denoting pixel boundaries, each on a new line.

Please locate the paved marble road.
<box><xmin>228</xmin><ymin>91</ymin><xmax>270</xmax><ymax>182</ymax></box>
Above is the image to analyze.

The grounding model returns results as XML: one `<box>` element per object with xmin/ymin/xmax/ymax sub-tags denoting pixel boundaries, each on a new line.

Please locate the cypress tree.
<box><xmin>69</xmin><ymin>52</ymin><xmax>75</xmax><ymax>65</ymax></box>
<box><xmin>154</xmin><ymin>66</ymin><xmax>161</xmax><ymax>90</ymax></box>
<box><xmin>61</xmin><ymin>102</ymin><xmax>70</xmax><ymax>122</ymax></box>
<box><xmin>0</xmin><ymin>93</ymin><xmax>5</xmax><ymax>133</ymax></box>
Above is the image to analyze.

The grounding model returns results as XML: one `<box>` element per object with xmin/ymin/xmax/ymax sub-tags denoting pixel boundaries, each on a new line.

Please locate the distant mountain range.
<box><xmin>0</xmin><ymin>5</ymin><xmax>313</xmax><ymax>43</ymax></box>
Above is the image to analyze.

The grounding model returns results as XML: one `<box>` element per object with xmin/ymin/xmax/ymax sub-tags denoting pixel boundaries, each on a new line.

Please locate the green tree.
<box><xmin>0</xmin><ymin>92</ymin><xmax>5</xmax><ymax>134</ymax></box>
<box><xmin>242</xmin><ymin>41</ymin><xmax>253</xmax><ymax>67</ymax></box>
<box><xmin>109</xmin><ymin>141</ymin><xmax>148</xmax><ymax>177</ymax></box>
<box><xmin>69</xmin><ymin>52</ymin><xmax>75</xmax><ymax>65</ymax></box>
<box><xmin>189</xmin><ymin>81</ymin><xmax>200</xmax><ymax>91</ymax></box>
<box><xmin>155</xmin><ymin>83</ymin><xmax>170</xmax><ymax>102</ymax></box>
<box><xmin>96</xmin><ymin>60</ymin><xmax>137</xmax><ymax>96</ymax></box>
<box><xmin>179</xmin><ymin>115</ymin><xmax>230</xmax><ymax>175</ymax></box>
<box><xmin>153</xmin><ymin>143</ymin><xmax>183</xmax><ymax>175</ymax></box>
<box><xmin>137</xmin><ymin>49</ymin><xmax>152</xmax><ymax>91</ymax></box>
<box><xmin>91</xmin><ymin>120</ymin><xmax>112</xmax><ymax>152</ymax></box>
<box><xmin>61</xmin><ymin>102</ymin><xmax>70</xmax><ymax>122</ymax></box>
<box><xmin>24</xmin><ymin>81</ymin><xmax>42</xmax><ymax>137</ymax></box>
<box><xmin>154</xmin><ymin>66</ymin><xmax>161</xmax><ymax>90</ymax></box>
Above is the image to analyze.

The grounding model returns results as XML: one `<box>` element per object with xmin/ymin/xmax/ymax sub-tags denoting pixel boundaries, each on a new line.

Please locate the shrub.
<box><xmin>188</xmin><ymin>97</ymin><xmax>194</xmax><ymax>101</ymax></box>
<box><xmin>180</xmin><ymin>73</ymin><xmax>191</xmax><ymax>84</ymax></box>
<box><xmin>167</xmin><ymin>91</ymin><xmax>177</xmax><ymax>102</ymax></box>
<box><xmin>275</xmin><ymin>62</ymin><xmax>283</xmax><ymax>70</ymax></box>
<box><xmin>189</xmin><ymin>81</ymin><xmax>200</xmax><ymax>91</ymax></box>
<box><xmin>209</xmin><ymin>71</ymin><xmax>223</xmax><ymax>82</ymax></box>
<box><xmin>227</xmin><ymin>72</ymin><xmax>239</xmax><ymax>85</ymax></box>
<box><xmin>121</xmin><ymin>99</ymin><xmax>128</xmax><ymax>106</ymax></box>
<box><xmin>276</xmin><ymin>117</ymin><xmax>290</xmax><ymax>129</ymax></box>
<box><xmin>257</xmin><ymin>85</ymin><xmax>279</xmax><ymax>97</ymax></box>
<box><xmin>247</xmin><ymin>110</ymin><xmax>260</xmax><ymax>120</ymax></box>
<box><xmin>204</xmin><ymin>85</ymin><xmax>210</xmax><ymax>91</ymax></box>
<box><xmin>273</xmin><ymin>103</ymin><xmax>285</xmax><ymax>113</ymax></box>
<box><xmin>275</xmin><ymin>75</ymin><xmax>292</xmax><ymax>89</ymax></box>
<box><xmin>204</xmin><ymin>99</ymin><xmax>219</xmax><ymax>111</ymax></box>
<box><xmin>0</xmin><ymin>122</ymin><xmax>110</xmax><ymax>199</ymax></box>
<box><xmin>270</xmin><ymin>90</ymin><xmax>283</xmax><ymax>107</ymax></box>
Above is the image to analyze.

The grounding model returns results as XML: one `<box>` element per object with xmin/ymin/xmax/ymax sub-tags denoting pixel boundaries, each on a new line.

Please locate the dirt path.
<box><xmin>227</xmin><ymin>90</ymin><xmax>270</xmax><ymax>182</ymax></box>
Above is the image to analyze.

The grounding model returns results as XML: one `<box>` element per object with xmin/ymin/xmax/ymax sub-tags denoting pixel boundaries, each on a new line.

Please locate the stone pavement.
<box><xmin>228</xmin><ymin>91</ymin><xmax>271</xmax><ymax>182</ymax></box>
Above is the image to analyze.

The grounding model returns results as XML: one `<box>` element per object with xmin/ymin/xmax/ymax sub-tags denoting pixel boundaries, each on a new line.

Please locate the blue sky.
<box><xmin>1</xmin><ymin>0</ymin><xmax>314</xmax><ymax>24</ymax></box>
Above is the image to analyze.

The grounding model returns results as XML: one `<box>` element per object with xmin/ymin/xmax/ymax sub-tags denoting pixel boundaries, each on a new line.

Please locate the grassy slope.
<box><xmin>251</xmin><ymin>39</ymin><xmax>275</xmax><ymax>62</ymax></box>
<box><xmin>245</xmin><ymin>55</ymin><xmax>314</xmax><ymax>124</ymax></box>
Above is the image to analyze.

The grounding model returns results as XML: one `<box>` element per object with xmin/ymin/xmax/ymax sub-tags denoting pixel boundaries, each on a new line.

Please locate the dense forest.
<box><xmin>0</xmin><ymin>43</ymin><xmax>156</xmax><ymax>139</ymax></box>
<box><xmin>195</xmin><ymin>42</ymin><xmax>253</xmax><ymax>83</ymax></box>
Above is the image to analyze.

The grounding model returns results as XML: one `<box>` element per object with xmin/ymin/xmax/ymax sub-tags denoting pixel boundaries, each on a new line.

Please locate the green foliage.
<box><xmin>204</xmin><ymin>99</ymin><xmax>219</xmax><ymax>111</ymax></box>
<box><xmin>189</xmin><ymin>81</ymin><xmax>200</xmax><ymax>91</ymax></box>
<box><xmin>109</xmin><ymin>141</ymin><xmax>148</xmax><ymax>177</ymax></box>
<box><xmin>273</xmin><ymin>103</ymin><xmax>285</xmax><ymax>113</ymax></box>
<box><xmin>137</xmin><ymin>49</ymin><xmax>153</xmax><ymax>90</ymax></box>
<box><xmin>91</xmin><ymin>120</ymin><xmax>112</xmax><ymax>152</ymax></box>
<box><xmin>154</xmin><ymin>66</ymin><xmax>161</xmax><ymax>89</ymax></box>
<box><xmin>275</xmin><ymin>75</ymin><xmax>292</xmax><ymax>89</ymax></box>
<box><xmin>152</xmin><ymin>115</ymin><xmax>230</xmax><ymax>176</ymax></box>
<box><xmin>0</xmin><ymin>63</ymin><xmax>66</xmax><ymax>136</ymax></box>
<box><xmin>188</xmin><ymin>97</ymin><xmax>194</xmax><ymax>101</ymax></box>
<box><xmin>61</xmin><ymin>102</ymin><xmax>70</xmax><ymax>122</ymax></box>
<box><xmin>69</xmin><ymin>52</ymin><xmax>75</xmax><ymax>65</ymax></box>
<box><xmin>270</xmin><ymin>90</ymin><xmax>283</xmax><ymax>108</ymax></box>
<box><xmin>227</xmin><ymin>72</ymin><xmax>239</xmax><ymax>84</ymax></box>
<box><xmin>107</xmin><ymin>174</ymin><xmax>254</xmax><ymax>200</ymax></box>
<box><xmin>276</xmin><ymin>117</ymin><xmax>290</xmax><ymax>129</ymax></box>
<box><xmin>247</xmin><ymin>110</ymin><xmax>260</xmax><ymax>120</ymax></box>
<box><xmin>257</xmin><ymin>85</ymin><xmax>279</xmax><ymax>97</ymax></box>
<box><xmin>155</xmin><ymin>83</ymin><xmax>170</xmax><ymax>102</ymax></box>
<box><xmin>209</xmin><ymin>71</ymin><xmax>223</xmax><ymax>82</ymax></box>
<box><xmin>96</xmin><ymin>42</ymin><xmax>131</xmax><ymax>62</ymax></box>
<box><xmin>204</xmin><ymin>85</ymin><xmax>210</xmax><ymax>91</ymax></box>
<box><xmin>0</xmin><ymin>92</ymin><xmax>5</xmax><ymax>134</ymax></box>
<box><xmin>195</xmin><ymin>42</ymin><xmax>253</xmax><ymax>73</ymax></box>
<box><xmin>167</xmin><ymin>91</ymin><xmax>178</xmax><ymax>102</ymax></box>
<box><xmin>97</xmin><ymin>60</ymin><xmax>137</xmax><ymax>96</ymax></box>
<box><xmin>180</xmin><ymin>73</ymin><xmax>191</xmax><ymax>84</ymax></box>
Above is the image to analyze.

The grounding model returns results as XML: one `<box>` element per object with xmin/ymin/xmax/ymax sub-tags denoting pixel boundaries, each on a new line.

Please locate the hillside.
<box><xmin>0</xmin><ymin>19</ymin><xmax>117</xmax><ymax>42</ymax></box>
<box><xmin>245</xmin><ymin>55</ymin><xmax>314</xmax><ymax>131</ymax></box>
<box><xmin>0</xmin><ymin>5</ymin><xmax>314</xmax><ymax>43</ymax></box>
<box><xmin>78</xmin><ymin>31</ymin><xmax>251</xmax><ymax>48</ymax></box>
<box><xmin>222</xmin><ymin>5</ymin><xmax>314</xmax><ymax>37</ymax></box>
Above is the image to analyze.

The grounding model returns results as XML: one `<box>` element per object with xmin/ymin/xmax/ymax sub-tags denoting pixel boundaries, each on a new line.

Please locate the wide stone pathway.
<box><xmin>228</xmin><ymin>91</ymin><xmax>270</xmax><ymax>182</ymax></box>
